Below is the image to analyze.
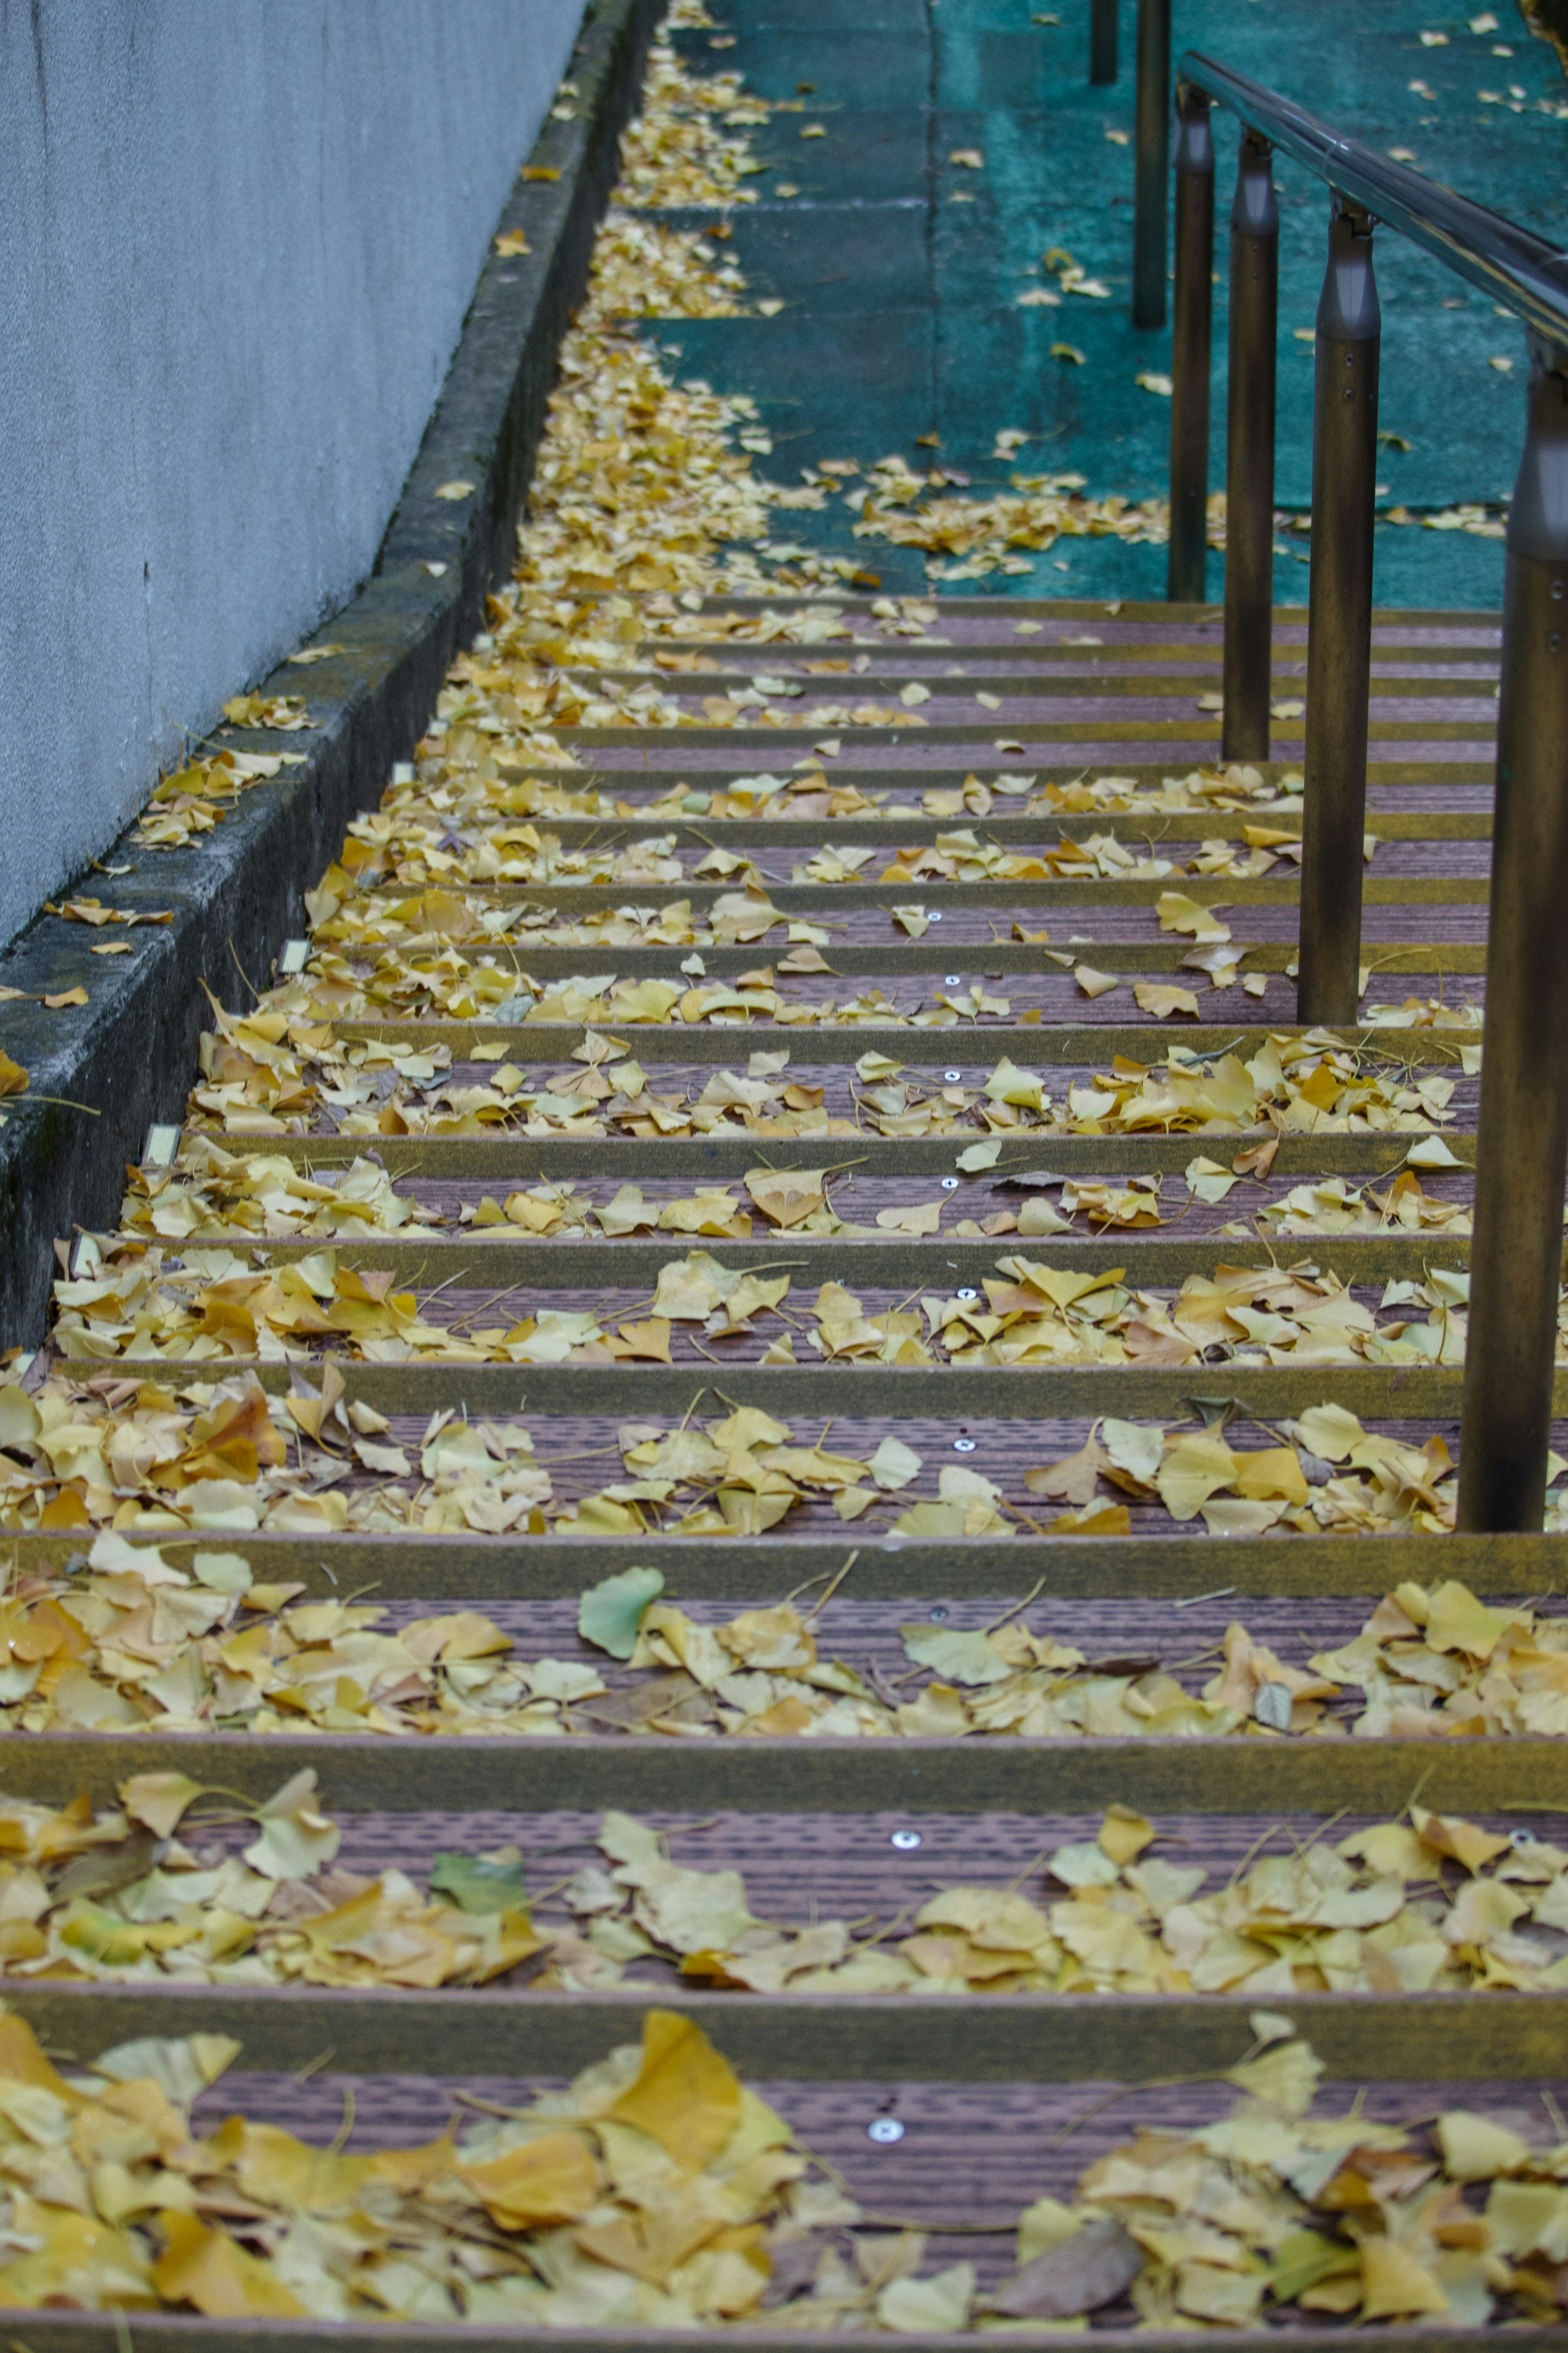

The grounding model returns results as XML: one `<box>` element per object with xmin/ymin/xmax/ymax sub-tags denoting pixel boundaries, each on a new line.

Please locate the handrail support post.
<box><xmin>1167</xmin><ymin>82</ymin><xmax>1214</xmax><ymax>602</ymax></box>
<box><xmin>1133</xmin><ymin>0</ymin><xmax>1171</xmax><ymax>326</ymax></box>
<box><xmin>1298</xmin><ymin>194</ymin><xmax>1382</xmax><ymax>1026</ymax></box>
<box><xmin>1221</xmin><ymin>128</ymin><xmax>1278</xmax><ymax>761</ymax></box>
<box><xmin>1090</xmin><ymin>0</ymin><xmax>1118</xmax><ymax>84</ymax></box>
<box><xmin>1458</xmin><ymin>339</ymin><xmax>1568</xmax><ymax>1532</ymax></box>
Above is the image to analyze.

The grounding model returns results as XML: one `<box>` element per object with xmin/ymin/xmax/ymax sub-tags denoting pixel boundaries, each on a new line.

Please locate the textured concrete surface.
<box><xmin>0</xmin><ymin>0</ymin><xmax>662</xmax><ymax>1348</ymax></box>
<box><xmin>656</xmin><ymin>0</ymin><xmax>1568</xmax><ymax>603</ymax></box>
<box><xmin>0</xmin><ymin>0</ymin><xmax>584</xmax><ymax>949</ymax></box>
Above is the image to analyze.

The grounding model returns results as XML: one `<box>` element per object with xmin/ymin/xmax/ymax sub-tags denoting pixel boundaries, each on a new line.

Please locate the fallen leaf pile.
<box><xmin>48</xmin><ymin>1235</ymin><xmax>1515</xmax><ymax>1376</ymax></box>
<box><xmin>636</xmin><ymin>760</ymin><xmax>1308</xmax><ymax>828</ymax></box>
<box><xmin>14</xmin><ymin>1783</ymin><xmax>1568</xmax><ymax>2005</ymax></box>
<box><xmin>0</xmin><ymin>1366</ymin><xmax>565</xmax><ymax>1539</ymax></box>
<box><xmin>828</xmin><ymin>453</ymin><xmax>1169</xmax><ymax>584</ymax></box>
<box><xmin>50</xmin><ymin>1242</ymin><xmax>470</xmax><ymax>1367</ymax></box>
<box><xmin>1026</xmin><ymin>762</ymin><xmax>1303</xmax><ymax>819</ymax></box>
<box><xmin>6</xmin><ymin>1482</ymin><xmax>1566</xmax><ymax>1733</ymax></box>
<box><xmin>587</xmin><ymin>212</ymin><xmax>759</xmax><ymax>319</ymax></box>
<box><xmin>1361</xmin><ymin>992</ymin><xmax>1484</xmax><ymax>1033</ymax></box>
<box><xmin>220</xmin><ymin>694</ymin><xmax>315</xmax><ymax>732</ymax></box>
<box><xmin>1385</xmin><ymin>499</ymin><xmax>1508</xmax><ymax>538</ymax></box>
<box><xmin>131</xmin><ymin>751</ymin><xmax>307</xmax><ymax>854</ymax></box>
<box><xmin>1308</xmin><ymin>1574</ymin><xmax>1568</xmax><ymax>1734</ymax></box>
<box><xmin>853</xmin><ymin>1037</ymin><xmax>1461</xmax><ymax>1141</ymax></box>
<box><xmin>154</xmin><ymin>988</ymin><xmax>1467</xmax><ymax>1149</ymax></box>
<box><xmin>0</xmin><ymin>2003</ymin><xmax>902</xmax><ymax>2326</ymax></box>
<box><xmin>1013</xmin><ymin>2020</ymin><xmax>1568</xmax><ymax>2330</ymax></box>
<box><xmin>296</xmin><ymin>827</ymin><xmax>1334</xmax><ymax>950</ymax></box>
<box><xmin>788</xmin><ymin>1256</ymin><xmax>1484</xmax><ymax>1374</ymax></box>
<box><xmin>122</xmin><ymin>1140</ymin><xmax>434</xmax><ymax>1238</ymax></box>
<box><xmin>1257</xmin><ymin>1170</ymin><xmax>1472</xmax><ymax>1237</ymax></box>
<box><xmin>505</xmin><ymin>55</ymin><xmax>824</xmax><ymax>613</ymax></box>
<box><xmin>1028</xmin><ymin>1403</ymin><xmax>1469</xmax><ymax>1540</ymax></box>
<box><xmin>613</xmin><ymin>23</ymin><xmax>773</xmax><ymax>209</ymax></box>
<box><xmin>46</xmin><ymin>900</ymin><xmax>174</xmax><ymax>931</ymax></box>
<box><xmin>675</xmin><ymin>1803</ymin><xmax>1568</xmax><ymax>1999</ymax></box>
<box><xmin>0</xmin><ymin>1768</ymin><xmax>541</xmax><ymax>1992</ymax></box>
<box><xmin>11</xmin><ymin>1353</ymin><xmax>1554</xmax><ymax>1544</ymax></box>
<box><xmin>4</xmin><ymin>2000</ymin><xmax>1568</xmax><ymax>2327</ymax></box>
<box><xmin>489</xmin><ymin>17</ymin><xmax>1192</xmax><ymax>636</ymax></box>
<box><xmin>569</xmin><ymin>1801</ymin><xmax>1568</xmax><ymax>1997</ymax></box>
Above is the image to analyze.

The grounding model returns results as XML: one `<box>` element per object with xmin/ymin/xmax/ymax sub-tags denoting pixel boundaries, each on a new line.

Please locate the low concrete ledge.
<box><xmin>0</xmin><ymin>0</ymin><xmax>659</xmax><ymax>1348</ymax></box>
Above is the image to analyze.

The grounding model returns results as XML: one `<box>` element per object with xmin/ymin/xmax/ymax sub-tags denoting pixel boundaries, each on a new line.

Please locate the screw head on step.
<box><xmin>953</xmin><ymin>1436</ymin><xmax>977</xmax><ymax>1453</ymax></box>
<box><xmin>867</xmin><ymin>2118</ymin><xmax>906</xmax><ymax>2145</ymax></box>
<box><xmin>944</xmin><ymin>1069</ymin><xmax>962</xmax><ymax>1082</ymax></box>
<box><xmin>956</xmin><ymin>1287</ymin><xmax>979</xmax><ymax>1301</ymax></box>
<box><xmin>941</xmin><ymin>1176</ymin><xmax>960</xmax><ymax>1191</ymax></box>
<box><xmin>945</xmin><ymin>974</ymin><xmax>962</xmax><ymax>986</ymax></box>
<box><xmin>890</xmin><ymin>1829</ymin><xmax>922</xmax><ymax>1851</ymax></box>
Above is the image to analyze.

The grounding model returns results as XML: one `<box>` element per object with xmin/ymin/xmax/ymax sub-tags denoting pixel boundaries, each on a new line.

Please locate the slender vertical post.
<box><xmin>1458</xmin><ymin>341</ymin><xmax>1568</xmax><ymax>1534</ymax></box>
<box><xmin>1221</xmin><ymin>129</ymin><xmax>1278</xmax><ymax>761</ymax></box>
<box><xmin>1133</xmin><ymin>0</ymin><xmax>1170</xmax><ymax>328</ymax></box>
<box><xmin>1298</xmin><ymin>197</ymin><xmax>1381</xmax><ymax>1024</ymax></box>
<box><xmin>1090</xmin><ymin>0</ymin><xmax>1118</xmax><ymax>84</ymax></box>
<box><xmin>1167</xmin><ymin>83</ymin><xmax>1214</xmax><ymax>603</ymax></box>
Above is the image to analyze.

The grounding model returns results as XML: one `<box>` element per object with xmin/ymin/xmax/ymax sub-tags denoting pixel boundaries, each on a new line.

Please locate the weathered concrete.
<box><xmin>0</xmin><ymin>0</ymin><xmax>584</xmax><ymax>950</ymax></box>
<box><xmin>0</xmin><ymin>0</ymin><xmax>662</xmax><ymax>1349</ymax></box>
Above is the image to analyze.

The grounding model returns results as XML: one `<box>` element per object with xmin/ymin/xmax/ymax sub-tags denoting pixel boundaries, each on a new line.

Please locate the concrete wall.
<box><xmin>0</xmin><ymin>0</ymin><xmax>586</xmax><ymax>949</ymax></box>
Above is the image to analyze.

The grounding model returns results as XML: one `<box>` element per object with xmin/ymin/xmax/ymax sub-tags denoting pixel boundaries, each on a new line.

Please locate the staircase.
<box><xmin>9</xmin><ymin>578</ymin><xmax>1566</xmax><ymax>2338</ymax></box>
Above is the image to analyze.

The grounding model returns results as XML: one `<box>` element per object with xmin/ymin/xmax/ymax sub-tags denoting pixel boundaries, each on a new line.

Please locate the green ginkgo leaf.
<box><xmin>579</xmin><ymin>1564</ymin><xmax>665</xmax><ymax>1658</ymax></box>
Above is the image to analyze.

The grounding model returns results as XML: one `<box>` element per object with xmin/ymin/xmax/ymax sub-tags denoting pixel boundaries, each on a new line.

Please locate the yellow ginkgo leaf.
<box><xmin>605</xmin><ymin>2010</ymin><xmax>743</xmax><ymax>2167</ymax></box>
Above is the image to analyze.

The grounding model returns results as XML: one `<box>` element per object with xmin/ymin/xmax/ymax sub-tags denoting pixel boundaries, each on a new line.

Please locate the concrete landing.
<box><xmin>652</xmin><ymin>0</ymin><xmax>1568</xmax><ymax>602</ymax></box>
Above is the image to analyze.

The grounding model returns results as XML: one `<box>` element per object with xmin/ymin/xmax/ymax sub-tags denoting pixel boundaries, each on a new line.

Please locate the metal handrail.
<box><xmin>1180</xmin><ymin>50</ymin><xmax>1568</xmax><ymax>345</ymax></box>
<box><xmin>1128</xmin><ymin>25</ymin><xmax>1568</xmax><ymax>1540</ymax></box>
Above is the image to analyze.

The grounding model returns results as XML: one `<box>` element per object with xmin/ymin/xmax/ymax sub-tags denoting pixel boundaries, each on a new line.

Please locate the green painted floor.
<box><xmin>656</xmin><ymin>0</ymin><xmax>1568</xmax><ymax>603</ymax></box>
